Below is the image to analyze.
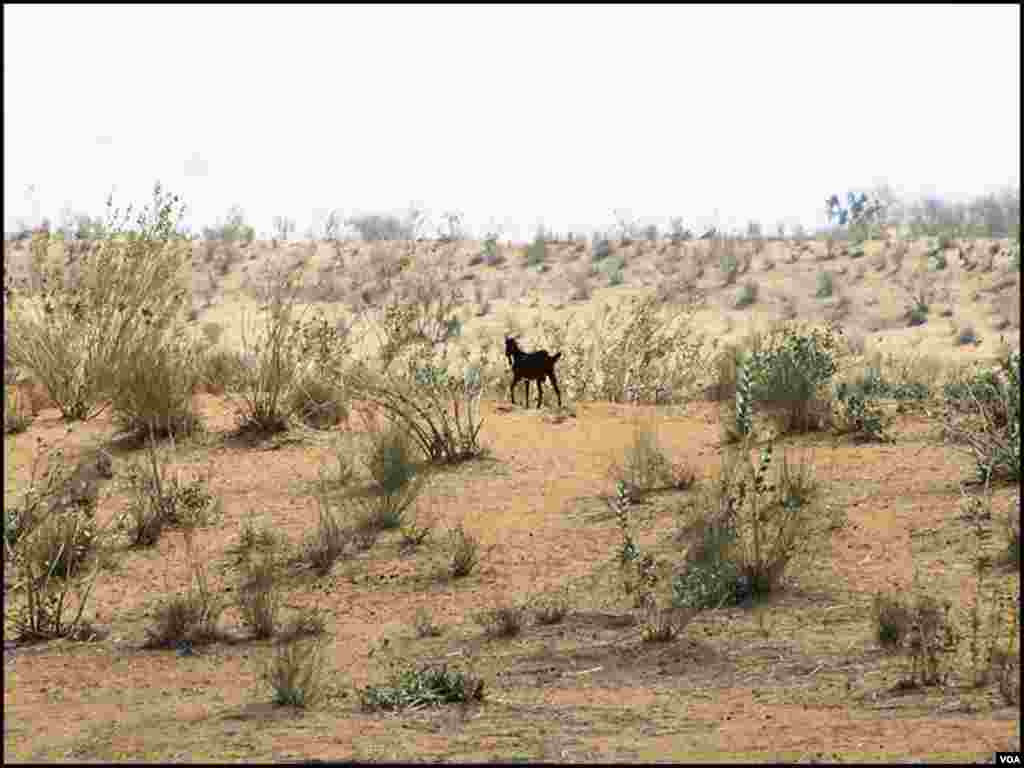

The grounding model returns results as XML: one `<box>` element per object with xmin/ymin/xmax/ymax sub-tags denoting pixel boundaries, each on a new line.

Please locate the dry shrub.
<box><xmin>5</xmin><ymin>184</ymin><xmax>191</xmax><ymax>421</ymax></box>
<box><xmin>530</xmin><ymin>292</ymin><xmax>714</xmax><ymax>405</ymax></box>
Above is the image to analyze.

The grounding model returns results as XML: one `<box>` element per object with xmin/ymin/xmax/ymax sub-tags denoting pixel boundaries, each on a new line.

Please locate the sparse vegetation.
<box><xmin>5</xmin><ymin>176</ymin><xmax>1020</xmax><ymax>760</ymax></box>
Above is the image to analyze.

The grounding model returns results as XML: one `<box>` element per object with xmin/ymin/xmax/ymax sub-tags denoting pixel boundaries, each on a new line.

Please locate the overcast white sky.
<box><xmin>4</xmin><ymin>4</ymin><xmax>1020</xmax><ymax>241</ymax></box>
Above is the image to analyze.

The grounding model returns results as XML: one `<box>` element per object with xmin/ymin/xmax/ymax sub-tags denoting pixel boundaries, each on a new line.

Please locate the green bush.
<box><xmin>674</xmin><ymin>444</ymin><xmax>820</xmax><ymax>609</ymax></box>
<box><xmin>832</xmin><ymin>380</ymin><xmax>891</xmax><ymax>443</ymax></box>
<box><xmin>360</xmin><ymin>662</ymin><xmax>485</xmax><ymax>711</ymax></box>
<box><xmin>815</xmin><ymin>270</ymin><xmax>834</xmax><ymax>298</ymax></box>
<box><xmin>719</xmin><ymin>247</ymin><xmax>739</xmax><ymax>286</ymax></box>
<box><xmin>735</xmin><ymin>280</ymin><xmax>758</xmax><ymax>308</ymax></box>
<box><xmin>526</xmin><ymin>235</ymin><xmax>547</xmax><ymax>266</ymax></box>
<box><xmin>743</xmin><ymin>322</ymin><xmax>842</xmax><ymax>434</ymax></box>
<box><xmin>940</xmin><ymin>351</ymin><xmax>1020</xmax><ymax>483</ymax></box>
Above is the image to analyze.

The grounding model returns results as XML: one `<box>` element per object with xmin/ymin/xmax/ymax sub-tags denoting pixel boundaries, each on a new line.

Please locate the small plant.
<box><xmin>263</xmin><ymin>636</ymin><xmax>328</xmax><ymax>708</ymax></box>
<box><xmin>735</xmin><ymin>280</ymin><xmax>758</xmax><ymax>309</ymax></box>
<box><xmin>832</xmin><ymin>380</ymin><xmax>892</xmax><ymax>443</ymax></box>
<box><xmin>475</xmin><ymin>604</ymin><xmax>526</xmax><ymax>638</ymax></box>
<box><xmin>143</xmin><ymin>527</ymin><xmax>226</xmax><ymax>649</ymax></box>
<box><xmin>675</xmin><ymin>442</ymin><xmax>821</xmax><ymax>610</ymax></box>
<box><xmin>873</xmin><ymin>591</ymin><xmax>913</xmax><ymax>649</ymax></box>
<box><xmin>928</xmin><ymin>247</ymin><xmax>948</xmax><ymax>271</ymax></box>
<box><xmin>939</xmin><ymin>350</ymin><xmax>1020</xmax><ymax>484</ymax></box>
<box><xmin>301</xmin><ymin>476</ymin><xmax>359</xmax><ymax>576</ymax></box>
<box><xmin>815</xmin><ymin>270</ymin><xmax>834</xmax><ymax>298</ymax></box>
<box><xmin>278</xmin><ymin>605</ymin><xmax>328</xmax><ymax>643</ymax></box>
<box><xmin>642</xmin><ymin>602</ymin><xmax>688</xmax><ymax>643</ymax></box>
<box><xmin>4</xmin><ymin>386</ymin><xmax>35</xmax><ymax>434</ymax></box>
<box><xmin>445</xmin><ymin>523</ymin><xmax>480</xmax><ymax>579</ymax></box>
<box><xmin>119</xmin><ymin>434</ymin><xmax>217</xmax><ymax>547</ymax></box>
<box><xmin>1006</xmin><ymin>493</ymin><xmax>1020</xmax><ymax>566</ymax></box>
<box><xmin>359</xmin><ymin>661</ymin><xmax>485</xmax><ymax>711</ymax></box>
<box><xmin>531</xmin><ymin>589</ymin><xmax>570</xmax><ymax>625</ymax></box>
<box><xmin>363</xmin><ymin>414</ymin><xmax>420</xmax><ymax>495</ymax></box>
<box><xmin>902</xmin><ymin>593</ymin><xmax>959</xmax><ymax>688</ymax></box>
<box><xmin>961</xmin><ymin>481</ymin><xmax>1020</xmax><ymax>699</ymax></box>
<box><xmin>237</xmin><ymin>551</ymin><xmax>283</xmax><ymax>639</ymax></box>
<box><xmin>719</xmin><ymin>245</ymin><xmax>739</xmax><ymax>286</ymax></box>
<box><xmin>608</xmin><ymin>420</ymin><xmax>675</xmax><ymax>497</ymax></box>
<box><xmin>287</xmin><ymin>372</ymin><xmax>348</xmax><ymax>429</ymax></box>
<box><xmin>413</xmin><ymin>606</ymin><xmax>442</xmax><ymax>638</ymax></box>
<box><xmin>5</xmin><ymin>444</ymin><xmax>115</xmax><ymax>643</ymax></box>
<box><xmin>526</xmin><ymin>231</ymin><xmax>547</xmax><ymax>266</ymax></box>
<box><xmin>399</xmin><ymin>515</ymin><xmax>432</xmax><ymax>554</ymax></box>
<box><xmin>848</xmin><ymin>241</ymin><xmax>865</xmax><ymax>259</ymax></box>
<box><xmin>480</xmin><ymin>232</ymin><xmax>503</xmax><ymax>266</ymax></box>
<box><xmin>903</xmin><ymin>279</ymin><xmax>934</xmax><ymax>328</ymax></box>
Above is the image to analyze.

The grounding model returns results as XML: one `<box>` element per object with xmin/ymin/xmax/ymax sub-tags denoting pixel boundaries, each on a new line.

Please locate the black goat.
<box><xmin>505</xmin><ymin>336</ymin><xmax>562</xmax><ymax>409</ymax></box>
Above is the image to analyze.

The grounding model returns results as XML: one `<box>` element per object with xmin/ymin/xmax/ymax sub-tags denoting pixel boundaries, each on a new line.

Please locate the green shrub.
<box><xmin>743</xmin><ymin>322</ymin><xmax>842</xmax><ymax>434</ymax></box>
<box><xmin>815</xmin><ymin>270</ymin><xmax>834</xmax><ymax>298</ymax></box>
<box><xmin>673</xmin><ymin>514</ymin><xmax>747</xmax><ymax>610</ymax></box>
<box><xmin>526</xmin><ymin>235</ymin><xmax>547</xmax><ymax>266</ymax></box>
<box><xmin>675</xmin><ymin>444</ymin><xmax>820</xmax><ymax>609</ymax></box>
<box><xmin>832</xmin><ymin>380</ymin><xmax>892</xmax><ymax>443</ymax></box>
<box><xmin>940</xmin><ymin>351</ymin><xmax>1020</xmax><ymax>483</ymax></box>
<box><xmin>719</xmin><ymin>247</ymin><xmax>739</xmax><ymax>286</ymax></box>
<box><xmin>360</xmin><ymin>662</ymin><xmax>485</xmax><ymax>711</ymax></box>
<box><xmin>735</xmin><ymin>280</ymin><xmax>758</xmax><ymax>308</ymax></box>
<box><xmin>481</xmin><ymin>233</ymin><xmax>502</xmax><ymax>266</ymax></box>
